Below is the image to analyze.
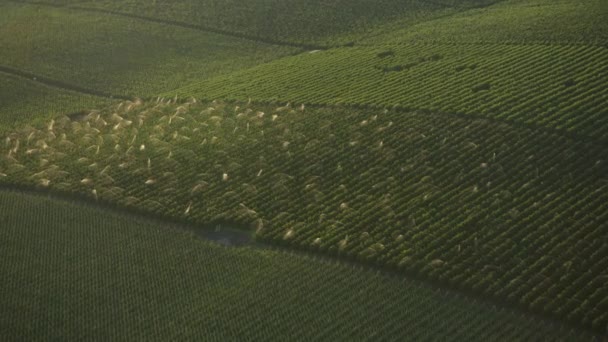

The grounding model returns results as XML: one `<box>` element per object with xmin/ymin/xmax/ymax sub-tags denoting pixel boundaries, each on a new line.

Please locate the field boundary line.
<box><xmin>0</xmin><ymin>65</ymin><xmax>133</xmax><ymax>100</ymax></box>
<box><xmin>0</xmin><ymin>183</ymin><xmax>603</xmax><ymax>338</ymax></box>
<box><xmin>356</xmin><ymin>40</ymin><xmax>608</xmax><ymax>49</ymax></box>
<box><xmin>4</xmin><ymin>0</ymin><xmax>330</xmax><ymax>50</ymax></box>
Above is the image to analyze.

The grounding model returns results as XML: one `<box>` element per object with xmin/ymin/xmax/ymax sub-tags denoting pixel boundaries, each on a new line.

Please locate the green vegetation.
<box><xmin>0</xmin><ymin>2</ymin><xmax>299</xmax><ymax>97</ymax></box>
<box><xmin>0</xmin><ymin>72</ymin><xmax>113</xmax><ymax>131</ymax></box>
<box><xmin>1</xmin><ymin>0</ymin><xmax>607</xmax><ymax>337</ymax></box>
<box><xmin>365</xmin><ymin>0</ymin><xmax>608</xmax><ymax>45</ymax></box>
<box><xmin>165</xmin><ymin>0</ymin><xmax>608</xmax><ymax>141</ymax></box>
<box><xmin>167</xmin><ymin>43</ymin><xmax>608</xmax><ymax>141</ymax></box>
<box><xmin>50</xmin><ymin>0</ymin><xmax>501</xmax><ymax>46</ymax></box>
<box><xmin>1</xmin><ymin>99</ymin><xmax>606</xmax><ymax>333</ymax></box>
<box><xmin>0</xmin><ymin>189</ymin><xmax>594</xmax><ymax>340</ymax></box>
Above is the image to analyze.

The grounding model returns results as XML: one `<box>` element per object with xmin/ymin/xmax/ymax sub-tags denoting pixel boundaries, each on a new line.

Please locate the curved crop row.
<box><xmin>0</xmin><ymin>99</ymin><xmax>606</xmax><ymax>332</ymax></box>
<box><xmin>0</xmin><ymin>3</ymin><xmax>299</xmax><ymax>98</ymax></box>
<box><xmin>167</xmin><ymin>43</ymin><xmax>608</xmax><ymax>141</ymax></box>
<box><xmin>363</xmin><ymin>0</ymin><xmax>608</xmax><ymax>46</ymax></box>
<box><xmin>57</xmin><ymin>0</ymin><xmax>501</xmax><ymax>47</ymax></box>
<box><xmin>1</xmin><ymin>189</ymin><xmax>595</xmax><ymax>340</ymax></box>
<box><xmin>0</xmin><ymin>72</ymin><xmax>114</xmax><ymax>131</ymax></box>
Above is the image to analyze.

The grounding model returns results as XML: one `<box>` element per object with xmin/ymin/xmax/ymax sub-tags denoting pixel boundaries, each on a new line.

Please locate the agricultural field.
<box><xmin>20</xmin><ymin>0</ymin><xmax>503</xmax><ymax>47</ymax></box>
<box><xmin>1</xmin><ymin>0</ymin><xmax>608</xmax><ymax>338</ymax></box>
<box><xmin>0</xmin><ymin>2</ymin><xmax>299</xmax><ymax>97</ymax></box>
<box><xmin>0</xmin><ymin>72</ymin><xmax>113</xmax><ymax>131</ymax></box>
<box><xmin>364</xmin><ymin>0</ymin><xmax>608</xmax><ymax>46</ymax></box>
<box><xmin>167</xmin><ymin>43</ymin><xmax>608</xmax><ymax>141</ymax></box>
<box><xmin>0</xmin><ymin>189</ymin><xmax>594</xmax><ymax>340</ymax></box>
<box><xmin>0</xmin><ymin>99</ymin><xmax>606</xmax><ymax>334</ymax></box>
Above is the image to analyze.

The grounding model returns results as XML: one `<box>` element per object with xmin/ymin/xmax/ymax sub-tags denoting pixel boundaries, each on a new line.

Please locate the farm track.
<box><xmin>0</xmin><ymin>65</ymin><xmax>132</xmax><ymax>100</ymax></box>
<box><xmin>1</xmin><ymin>61</ymin><xmax>607</xmax><ymax>150</ymax></box>
<box><xmin>4</xmin><ymin>0</ymin><xmax>330</xmax><ymax>51</ymax></box>
<box><xmin>0</xmin><ymin>183</ymin><xmax>603</xmax><ymax>339</ymax></box>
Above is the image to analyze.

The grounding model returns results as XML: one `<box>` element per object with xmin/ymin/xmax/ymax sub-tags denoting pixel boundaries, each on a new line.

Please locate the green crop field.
<box><xmin>366</xmin><ymin>0</ymin><xmax>608</xmax><ymax>46</ymax></box>
<box><xmin>1</xmin><ymin>99</ymin><xmax>606</xmax><ymax>333</ymax></box>
<box><xmin>1</xmin><ymin>0</ymin><xmax>607</xmax><ymax>338</ymax></box>
<box><xmin>19</xmin><ymin>0</ymin><xmax>503</xmax><ymax>47</ymax></box>
<box><xmin>0</xmin><ymin>72</ymin><xmax>113</xmax><ymax>131</ymax></box>
<box><xmin>166</xmin><ymin>43</ymin><xmax>608</xmax><ymax>140</ymax></box>
<box><xmin>0</xmin><ymin>2</ymin><xmax>299</xmax><ymax>97</ymax></box>
<box><xmin>1</xmin><ymin>189</ymin><xmax>595</xmax><ymax>340</ymax></box>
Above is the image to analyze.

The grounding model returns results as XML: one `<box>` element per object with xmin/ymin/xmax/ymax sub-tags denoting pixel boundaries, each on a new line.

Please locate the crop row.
<box><xmin>1</xmin><ymin>189</ymin><xmax>595</xmax><ymax>340</ymax></box>
<box><xmin>362</xmin><ymin>0</ymin><xmax>608</xmax><ymax>46</ymax></box>
<box><xmin>1</xmin><ymin>99</ymin><xmax>606</xmax><ymax>332</ymax></box>
<box><xmin>0</xmin><ymin>3</ymin><xmax>298</xmax><ymax>98</ymax></box>
<box><xmin>168</xmin><ymin>43</ymin><xmax>608</xmax><ymax>141</ymax></box>
<box><xmin>0</xmin><ymin>72</ymin><xmax>113</xmax><ymax>132</ymax></box>
<box><xmin>52</xmin><ymin>0</ymin><xmax>502</xmax><ymax>47</ymax></box>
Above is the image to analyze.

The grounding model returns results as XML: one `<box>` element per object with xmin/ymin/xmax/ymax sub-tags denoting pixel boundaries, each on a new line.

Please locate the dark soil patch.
<box><xmin>68</xmin><ymin>110</ymin><xmax>88</xmax><ymax>121</ymax></box>
<box><xmin>376</xmin><ymin>62</ymin><xmax>417</xmax><ymax>73</ymax></box>
<box><xmin>456</xmin><ymin>64</ymin><xmax>477</xmax><ymax>72</ymax></box>
<box><xmin>472</xmin><ymin>82</ymin><xmax>491</xmax><ymax>92</ymax></box>
<box><xmin>193</xmin><ymin>222</ymin><xmax>255</xmax><ymax>247</ymax></box>
<box><xmin>377</xmin><ymin>50</ymin><xmax>395</xmax><ymax>58</ymax></box>
<box><xmin>420</xmin><ymin>53</ymin><xmax>443</xmax><ymax>62</ymax></box>
<box><xmin>564</xmin><ymin>78</ymin><xmax>577</xmax><ymax>87</ymax></box>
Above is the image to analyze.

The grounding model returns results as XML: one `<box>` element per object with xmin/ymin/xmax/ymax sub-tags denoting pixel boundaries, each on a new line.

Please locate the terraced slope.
<box><xmin>2</xmin><ymin>189</ymin><xmax>594</xmax><ymax>341</ymax></box>
<box><xmin>1</xmin><ymin>100</ymin><xmax>606</xmax><ymax>333</ymax></box>
<box><xmin>0</xmin><ymin>2</ymin><xmax>299</xmax><ymax>97</ymax></box>
<box><xmin>0</xmin><ymin>72</ymin><xmax>113</xmax><ymax>131</ymax></box>
<box><xmin>53</xmin><ymin>0</ymin><xmax>502</xmax><ymax>47</ymax></box>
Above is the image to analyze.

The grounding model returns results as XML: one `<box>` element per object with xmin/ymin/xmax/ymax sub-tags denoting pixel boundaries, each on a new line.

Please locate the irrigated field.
<box><xmin>1</xmin><ymin>99</ymin><xmax>606</xmax><ymax>332</ymax></box>
<box><xmin>0</xmin><ymin>189</ymin><xmax>595</xmax><ymax>341</ymax></box>
<box><xmin>1</xmin><ymin>0</ymin><xmax>607</xmax><ymax>338</ymax></box>
<box><xmin>166</xmin><ymin>43</ymin><xmax>608</xmax><ymax>141</ymax></box>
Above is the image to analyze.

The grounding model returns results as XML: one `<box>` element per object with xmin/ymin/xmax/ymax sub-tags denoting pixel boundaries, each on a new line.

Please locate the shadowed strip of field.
<box><xmin>0</xmin><ymin>65</ymin><xmax>132</xmax><ymax>100</ymax></box>
<box><xmin>5</xmin><ymin>0</ymin><xmax>330</xmax><ymax>50</ymax></box>
<box><xmin>0</xmin><ymin>185</ymin><xmax>603</xmax><ymax>339</ymax></box>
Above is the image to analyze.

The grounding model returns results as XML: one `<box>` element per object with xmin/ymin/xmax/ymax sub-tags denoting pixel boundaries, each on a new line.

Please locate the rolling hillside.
<box><xmin>0</xmin><ymin>0</ymin><xmax>300</xmax><ymax>129</ymax></box>
<box><xmin>166</xmin><ymin>43</ymin><xmax>608</xmax><ymax>140</ymax></box>
<box><xmin>13</xmin><ymin>0</ymin><xmax>504</xmax><ymax>47</ymax></box>
<box><xmin>166</xmin><ymin>0</ymin><xmax>608</xmax><ymax>141</ymax></box>
<box><xmin>366</xmin><ymin>0</ymin><xmax>608</xmax><ymax>45</ymax></box>
<box><xmin>0</xmin><ymin>189</ymin><xmax>592</xmax><ymax>340</ymax></box>
<box><xmin>1</xmin><ymin>0</ymin><xmax>607</xmax><ymax>338</ymax></box>
<box><xmin>0</xmin><ymin>72</ymin><xmax>113</xmax><ymax>131</ymax></box>
<box><xmin>1</xmin><ymin>99</ymin><xmax>606</xmax><ymax>333</ymax></box>
<box><xmin>0</xmin><ymin>2</ymin><xmax>299</xmax><ymax>97</ymax></box>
